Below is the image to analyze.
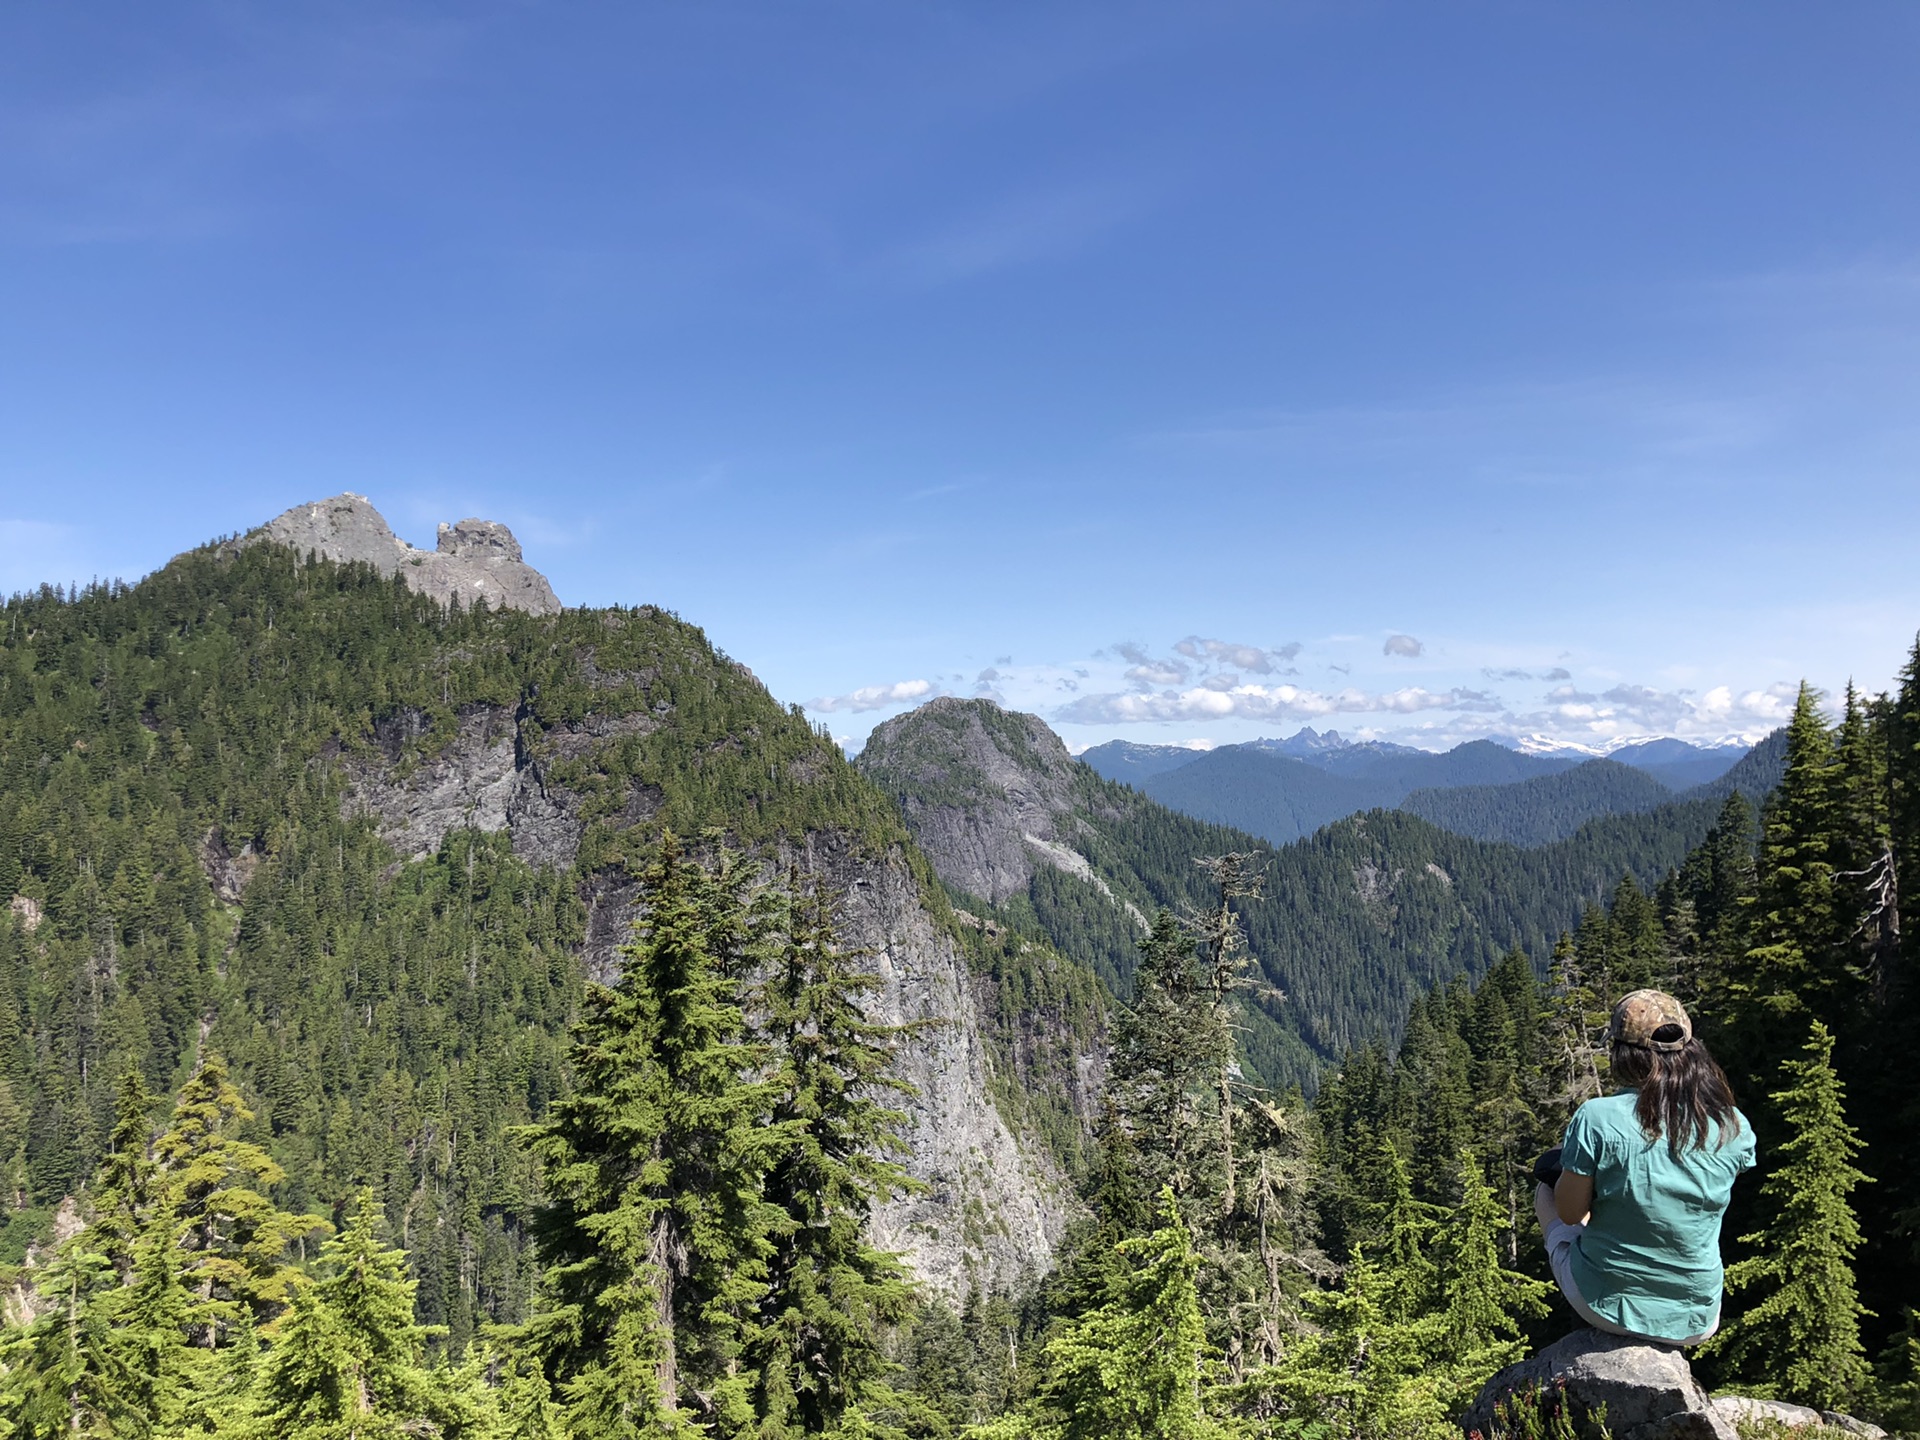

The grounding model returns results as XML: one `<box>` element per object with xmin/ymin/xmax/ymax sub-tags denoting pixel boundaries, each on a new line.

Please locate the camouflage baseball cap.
<box><xmin>1608</xmin><ymin>989</ymin><xmax>1693</xmax><ymax>1051</ymax></box>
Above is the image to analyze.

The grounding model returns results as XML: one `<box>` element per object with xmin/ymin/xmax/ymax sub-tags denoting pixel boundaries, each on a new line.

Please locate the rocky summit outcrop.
<box><xmin>244</xmin><ymin>493</ymin><xmax>562</xmax><ymax>615</ymax></box>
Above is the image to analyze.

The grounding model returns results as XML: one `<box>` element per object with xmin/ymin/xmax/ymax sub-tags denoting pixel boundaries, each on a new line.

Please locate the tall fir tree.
<box><xmin>1890</xmin><ymin>633</ymin><xmax>1920</xmax><ymax>967</ymax></box>
<box><xmin>1262</xmin><ymin>1247</ymin><xmax>1451</xmax><ymax>1440</ymax></box>
<box><xmin>151</xmin><ymin>1052</ymin><xmax>315</xmax><ymax>1349</ymax></box>
<box><xmin>1724</xmin><ymin>685</ymin><xmax>1848</xmax><ymax>1089</ymax></box>
<box><xmin>975</xmin><ymin>1192</ymin><xmax>1226</xmax><ymax>1440</ymax></box>
<box><xmin>743</xmin><ymin>876</ymin><xmax>921</xmax><ymax>1436</ymax></box>
<box><xmin>521</xmin><ymin>835</ymin><xmax>786</xmax><ymax>1437</ymax></box>
<box><xmin>88</xmin><ymin>1069</ymin><xmax>160</xmax><ymax>1283</ymax></box>
<box><xmin>1366</xmin><ymin>1140</ymin><xmax>1437</xmax><ymax>1324</ymax></box>
<box><xmin>1106</xmin><ymin>909</ymin><xmax>1217</xmax><ymax>1208</ymax></box>
<box><xmin>1705</xmin><ymin>1022</ymin><xmax>1871</xmax><ymax>1409</ymax></box>
<box><xmin>249</xmin><ymin>1189</ymin><xmax>455</xmax><ymax>1440</ymax></box>
<box><xmin>1429</xmin><ymin>1158</ymin><xmax>1549</xmax><ymax>1400</ymax></box>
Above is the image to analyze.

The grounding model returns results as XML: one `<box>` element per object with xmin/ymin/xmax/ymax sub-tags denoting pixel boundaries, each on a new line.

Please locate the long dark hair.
<box><xmin>1609</xmin><ymin>1036</ymin><xmax>1740</xmax><ymax>1156</ymax></box>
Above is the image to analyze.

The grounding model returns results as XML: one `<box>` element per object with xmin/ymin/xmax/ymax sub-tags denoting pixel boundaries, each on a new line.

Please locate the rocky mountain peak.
<box><xmin>437</xmin><ymin>517</ymin><xmax>523</xmax><ymax>562</ymax></box>
<box><xmin>245</xmin><ymin>493</ymin><xmax>561</xmax><ymax>616</ymax></box>
<box><xmin>856</xmin><ymin>697</ymin><xmax>1092</xmax><ymax>904</ymax></box>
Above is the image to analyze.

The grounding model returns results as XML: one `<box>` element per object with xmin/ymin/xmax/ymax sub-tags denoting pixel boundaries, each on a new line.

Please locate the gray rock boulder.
<box><xmin>1462</xmin><ymin>1330</ymin><xmax>1736</xmax><ymax>1440</ymax></box>
<box><xmin>1711</xmin><ymin>1398</ymin><xmax>1886</xmax><ymax>1439</ymax></box>
<box><xmin>244</xmin><ymin>493</ymin><xmax>561</xmax><ymax>616</ymax></box>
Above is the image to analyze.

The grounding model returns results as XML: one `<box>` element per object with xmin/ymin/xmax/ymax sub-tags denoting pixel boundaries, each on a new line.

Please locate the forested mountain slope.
<box><xmin>0</xmin><ymin>505</ymin><xmax>1101</xmax><ymax>1323</ymax></box>
<box><xmin>1689</xmin><ymin>725</ymin><xmax>1789</xmax><ymax>800</ymax></box>
<box><xmin>858</xmin><ymin>698</ymin><xmax>1738</xmax><ymax>1089</ymax></box>
<box><xmin>1073</xmin><ymin>738</ymin><xmax>1207</xmax><ymax>786</ymax></box>
<box><xmin>1398</xmin><ymin>757</ymin><xmax>1677</xmax><ymax>845</ymax></box>
<box><xmin>1607</xmin><ymin>736</ymin><xmax>1748</xmax><ymax>790</ymax></box>
<box><xmin>1133</xmin><ymin>738</ymin><xmax>1585</xmax><ymax>845</ymax></box>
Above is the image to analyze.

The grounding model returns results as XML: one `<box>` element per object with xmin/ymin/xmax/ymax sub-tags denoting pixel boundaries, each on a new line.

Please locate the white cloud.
<box><xmin>1126</xmin><ymin>661</ymin><xmax>1190</xmax><ymax>687</ymax></box>
<box><xmin>1520</xmin><ymin>678</ymin><xmax>1796</xmax><ymax>743</ymax></box>
<box><xmin>1172</xmin><ymin>636</ymin><xmax>1301</xmax><ymax>674</ymax></box>
<box><xmin>807</xmin><ymin>679</ymin><xmax>936</xmax><ymax>714</ymax></box>
<box><xmin>1383</xmin><ymin>633</ymin><xmax>1424</xmax><ymax>658</ymax></box>
<box><xmin>1055</xmin><ymin>680</ymin><xmax>1499</xmax><ymax>725</ymax></box>
<box><xmin>1116</xmin><ymin>640</ymin><xmax>1190</xmax><ymax>687</ymax></box>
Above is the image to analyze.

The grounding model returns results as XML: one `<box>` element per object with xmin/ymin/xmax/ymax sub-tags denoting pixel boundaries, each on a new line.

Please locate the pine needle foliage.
<box><xmin>1704</xmin><ymin>1022</ymin><xmax>1871</xmax><ymax>1410</ymax></box>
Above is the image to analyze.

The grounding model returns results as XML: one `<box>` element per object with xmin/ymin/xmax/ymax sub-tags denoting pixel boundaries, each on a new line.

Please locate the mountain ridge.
<box><xmin>1080</xmin><ymin>728</ymin><xmax>1767</xmax><ymax>848</ymax></box>
<box><xmin>0</xmin><ymin>498</ymin><xmax>1095</xmax><ymax>1307</ymax></box>
<box><xmin>858</xmin><ymin>697</ymin><xmax>1757</xmax><ymax>1089</ymax></box>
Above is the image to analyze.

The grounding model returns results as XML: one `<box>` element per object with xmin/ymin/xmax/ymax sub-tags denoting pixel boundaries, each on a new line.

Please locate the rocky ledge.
<box><xmin>243</xmin><ymin>493</ymin><xmax>562</xmax><ymax>615</ymax></box>
<box><xmin>1462</xmin><ymin>1331</ymin><xmax>1886</xmax><ymax>1440</ymax></box>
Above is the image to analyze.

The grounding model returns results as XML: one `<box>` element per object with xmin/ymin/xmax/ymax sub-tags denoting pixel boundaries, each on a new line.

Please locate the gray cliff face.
<box><xmin>855</xmin><ymin>698</ymin><xmax>1090</xmax><ymax>905</ymax></box>
<box><xmin>804</xmin><ymin>835</ymin><xmax>1071</xmax><ymax>1296</ymax></box>
<box><xmin>333</xmin><ymin>673</ymin><xmax>1063</xmax><ymax>1300</ymax></box>
<box><xmin>247</xmin><ymin>493</ymin><xmax>562</xmax><ymax>616</ymax></box>
<box><xmin>340</xmin><ymin>702</ymin><xmax>658</xmax><ymax>874</ymax></box>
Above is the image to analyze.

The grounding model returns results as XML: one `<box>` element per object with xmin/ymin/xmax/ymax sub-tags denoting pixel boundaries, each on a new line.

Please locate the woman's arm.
<box><xmin>1555</xmin><ymin>1169</ymin><xmax>1594</xmax><ymax>1226</ymax></box>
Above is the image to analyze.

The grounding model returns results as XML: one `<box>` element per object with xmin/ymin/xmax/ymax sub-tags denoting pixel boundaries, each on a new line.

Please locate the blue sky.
<box><xmin>3</xmin><ymin>3</ymin><xmax>1917</xmax><ymax>754</ymax></box>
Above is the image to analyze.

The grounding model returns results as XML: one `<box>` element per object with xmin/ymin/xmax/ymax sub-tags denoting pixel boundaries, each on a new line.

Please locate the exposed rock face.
<box><xmin>246</xmin><ymin>494</ymin><xmax>562</xmax><ymax>616</ymax></box>
<box><xmin>805</xmin><ymin>834</ymin><xmax>1070</xmax><ymax>1296</ymax></box>
<box><xmin>857</xmin><ymin>698</ymin><xmax>1126</xmax><ymax>913</ymax></box>
<box><xmin>339</xmin><ymin>696</ymin><xmax>1064</xmax><ymax>1299</ymax></box>
<box><xmin>198</xmin><ymin>827</ymin><xmax>261</xmax><ymax>904</ymax></box>
<box><xmin>339</xmin><ymin>704</ymin><xmax>600</xmax><ymax>871</ymax></box>
<box><xmin>1462</xmin><ymin>1331</ymin><xmax>1736</xmax><ymax>1440</ymax></box>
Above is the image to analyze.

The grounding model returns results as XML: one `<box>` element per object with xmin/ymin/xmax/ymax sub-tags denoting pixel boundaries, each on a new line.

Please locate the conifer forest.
<box><xmin>2</xmin><ymin>542</ymin><xmax>1919</xmax><ymax>1438</ymax></box>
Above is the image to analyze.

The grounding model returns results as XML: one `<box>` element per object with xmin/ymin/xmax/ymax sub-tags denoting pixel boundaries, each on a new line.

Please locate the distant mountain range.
<box><xmin>862</xmin><ymin>700</ymin><xmax>1772</xmax><ymax>1089</ymax></box>
<box><xmin>1079</xmin><ymin>729</ymin><xmax>1775</xmax><ymax>847</ymax></box>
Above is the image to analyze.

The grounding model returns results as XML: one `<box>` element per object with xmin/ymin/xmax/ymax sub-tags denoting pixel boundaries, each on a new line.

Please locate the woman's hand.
<box><xmin>1555</xmin><ymin>1169</ymin><xmax>1594</xmax><ymax>1226</ymax></box>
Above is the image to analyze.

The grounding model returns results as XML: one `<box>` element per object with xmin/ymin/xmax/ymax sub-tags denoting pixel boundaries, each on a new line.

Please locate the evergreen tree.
<box><xmin>521</xmin><ymin>836</ymin><xmax>786</xmax><ymax>1437</ymax></box>
<box><xmin>1187</xmin><ymin>853</ymin><xmax>1265</xmax><ymax>1219</ymax></box>
<box><xmin>1890</xmin><ymin>633</ymin><xmax>1920</xmax><ymax>966</ymax></box>
<box><xmin>111</xmin><ymin>1222</ymin><xmax>204</xmax><ymax>1432</ymax></box>
<box><xmin>1261</xmin><ymin>1248</ymin><xmax>1451</xmax><ymax>1440</ymax></box>
<box><xmin>744</xmin><ymin>877</ymin><xmax>921</xmax><ymax>1436</ymax></box>
<box><xmin>1833</xmin><ymin>684</ymin><xmax>1899</xmax><ymax>1003</ymax></box>
<box><xmin>1367</xmin><ymin>1141</ymin><xmax>1437</xmax><ymax>1324</ymax></box>
<box><xmin>249</xmin><ymin>1189</ymin><xmax>451</xmax><ymax>1439</ymax></box>
<box><xmin>151</xmin><ymin>1052</ymin><xmax>314</xmax><ymax>1347</ymax></box>
<box><xmin>88</xmin><ymin>1070</ymin><xmax>160</xmax><ymax>1283</ymax></box>
<box><xmin>1540</xmin><ymin>934</ymin><xmax>1606</xmax><ymax>1121</ymax></box>
<box><xmin>494</xmin><ymin>1354</ymin><xmax>569</xmax><ymax>1440</ymax></box>
<box><xmin>1675</xmin><ymin>791</ymin><xmax>1756</xmax><ymax>1018</ymax></box>
<box><xmin>1106</xmin><ymin>910</ymin><xmax>1216</xmax><ymax>1207</ymax></box>
<box><xmin>1706</xmin><ymin>1022</ymin><xmax>1871</xmax><ymax>1409</ymax></box>
<box><xmin>1430</xmin><ymin>1158</ymin><xmax>1549</xmax><ymax>1398</ymax></box>
<box><xmin>1725</xmin><ymin>685</ymin><xmax>1850</xmax><ymax>1082</ymax></box>
<box><xmin>0</xmin><ymin>1238</ymin><xmax>138</xmax><ymax>1439</ymax></box>
<box><xmin>975</xmin><ymin>1193</ymin><xmax>1226</xmax><ymax>1440</ymax></box>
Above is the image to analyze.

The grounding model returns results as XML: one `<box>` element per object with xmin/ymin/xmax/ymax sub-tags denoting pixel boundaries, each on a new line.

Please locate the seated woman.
<box><xmin>1536</xmin><ymin>989</ymin><xmax>1756</xmax><ymax>1347</ymax></box>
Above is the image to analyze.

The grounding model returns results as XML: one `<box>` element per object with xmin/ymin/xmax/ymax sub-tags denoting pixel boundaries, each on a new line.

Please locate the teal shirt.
<box><xmin>1560</xmin><ymin>1090</ymin><xmax>1757</xmax><ymax>1341</ymax></box>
